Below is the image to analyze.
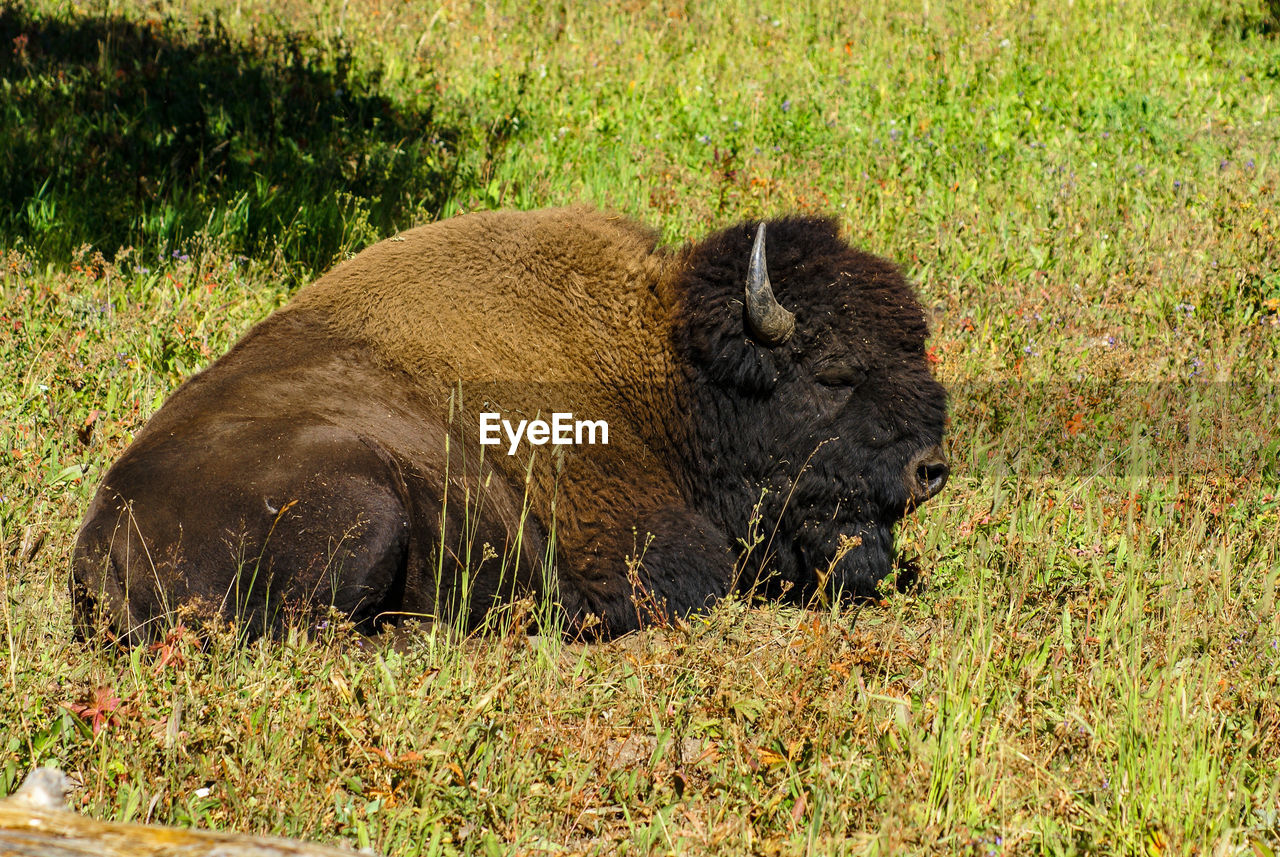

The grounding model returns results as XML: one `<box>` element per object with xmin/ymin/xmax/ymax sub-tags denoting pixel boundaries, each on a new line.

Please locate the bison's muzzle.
<box><xmin>907</xmin><ymin>445</ymin><xmax>950</xmax><ymax>506</ymax></box>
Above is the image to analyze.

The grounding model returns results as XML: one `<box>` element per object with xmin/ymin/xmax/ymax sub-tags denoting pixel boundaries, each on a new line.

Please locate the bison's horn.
<box><xmin>745</xmin><ymin>223</ymin><xmax>795</xmax><ymax>345</ymax></box>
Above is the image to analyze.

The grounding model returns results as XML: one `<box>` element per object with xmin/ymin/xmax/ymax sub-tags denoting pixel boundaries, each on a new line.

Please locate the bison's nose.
<box><xmin>906</xmin><ymin>445</ymin><xmax>949</xmax><ymax>504</ymax></box>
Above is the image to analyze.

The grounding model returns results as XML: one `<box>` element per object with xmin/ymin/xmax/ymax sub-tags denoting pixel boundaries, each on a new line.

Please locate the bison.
<box><xmin>72</xmin><ymin>206</ymin><xmax>948</xmax><ymax>642</ymax></box>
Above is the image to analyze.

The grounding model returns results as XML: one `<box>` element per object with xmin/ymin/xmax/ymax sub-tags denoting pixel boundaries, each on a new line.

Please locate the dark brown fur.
<box><xmin>73</xmin><ymin>206</ymin><xmax>947</xmax><ymax>641</ymax></box>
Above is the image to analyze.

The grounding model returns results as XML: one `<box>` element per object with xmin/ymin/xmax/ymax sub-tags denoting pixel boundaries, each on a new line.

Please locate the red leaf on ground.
<box><xmin>65</xmin><ymin>686</ymin><xmax>123</xmax><ymax>736</ymax></box>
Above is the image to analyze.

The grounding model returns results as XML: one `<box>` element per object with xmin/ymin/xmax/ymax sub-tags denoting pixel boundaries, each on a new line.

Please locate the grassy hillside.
<box><xmin>2</xmin><ymin>0</ymin><xmax>1279</xmax><ymax>853</ymax></box>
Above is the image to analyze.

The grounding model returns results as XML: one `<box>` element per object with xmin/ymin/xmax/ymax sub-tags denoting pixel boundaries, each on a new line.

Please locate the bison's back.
<box><xmin>291</xmin><ymin>206</ymin><xmax>669</xmax><ymax>388</ymax></box>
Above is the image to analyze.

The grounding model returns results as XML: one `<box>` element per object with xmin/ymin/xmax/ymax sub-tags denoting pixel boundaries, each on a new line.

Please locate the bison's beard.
<box><xmin>739</xmin><ymin>500</ymin><xmax>903</xmax><ymax>606</ymax></box>
<box><xmin>742</xmin><ymin>451</ymin><xmax>914</xmax><ymax>605</ymax></box>
<box><xmin>813</xmin><ymin>522</ymin><xmax>900</xmax><ymax>601</ymax></box>
<box><xmin>780</xmin><ymin>517</ymin><xmax>899</xmax><ymax>604</ymax></box>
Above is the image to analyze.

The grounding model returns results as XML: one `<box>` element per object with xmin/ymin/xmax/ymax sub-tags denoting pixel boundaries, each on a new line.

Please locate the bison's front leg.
<box><xmin>554</xmin><ymin>506</ymin><xmax>735</xmax><ymax>639</ymax></box>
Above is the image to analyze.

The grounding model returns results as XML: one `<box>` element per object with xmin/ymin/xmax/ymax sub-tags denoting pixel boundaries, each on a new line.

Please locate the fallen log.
<box><xmin>0</xmin><ymin>768</ymin><xmax>368</xmax><ymax>857</ymax></box>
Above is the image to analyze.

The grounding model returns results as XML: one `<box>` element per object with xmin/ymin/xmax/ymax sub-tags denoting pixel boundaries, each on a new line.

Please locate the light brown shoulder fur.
<box><xmin>290</xmin><ymin>206</ymin><xmax>671</xmax><ymax>391</ymax></box>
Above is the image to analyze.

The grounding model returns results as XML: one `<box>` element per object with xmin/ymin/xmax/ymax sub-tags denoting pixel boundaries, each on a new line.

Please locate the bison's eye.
<box><xmin>814</xmin><ymin>364</ymin><xmax>865</xmax><ymax>388</ymax></box>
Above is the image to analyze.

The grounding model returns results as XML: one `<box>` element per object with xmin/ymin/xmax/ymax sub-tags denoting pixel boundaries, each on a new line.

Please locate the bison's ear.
<box><xmin>694</xmin><ymin>329</ymin><xmax>779</xmax><ymax>394</ymax></box>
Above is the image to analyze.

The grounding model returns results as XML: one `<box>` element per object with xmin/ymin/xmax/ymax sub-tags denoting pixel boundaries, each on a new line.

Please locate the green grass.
<box><xmin>3</xmin><ymin>0</ymin><xmax>1280</xmax><ymax>853</ymax></box>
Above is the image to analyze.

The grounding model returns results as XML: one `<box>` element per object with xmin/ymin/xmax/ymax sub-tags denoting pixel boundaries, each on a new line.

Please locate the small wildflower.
<box><xmin>781</xmin><ymin>99</ymin><xmax>791</xmax><ymax>112</ymax></box>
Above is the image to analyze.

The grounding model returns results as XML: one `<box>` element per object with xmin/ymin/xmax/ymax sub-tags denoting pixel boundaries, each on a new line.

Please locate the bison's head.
<box><xmin>674</xmin><ymin>216</ymin><xmax>948</xmax><ymax>603</ymax></box>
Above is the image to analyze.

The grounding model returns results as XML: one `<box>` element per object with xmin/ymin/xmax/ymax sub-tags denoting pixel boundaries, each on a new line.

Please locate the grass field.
<box><xmin>2</xmin><ymin>0</ymin><xmax>1280</xmax><ymax>853</ymax></box>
